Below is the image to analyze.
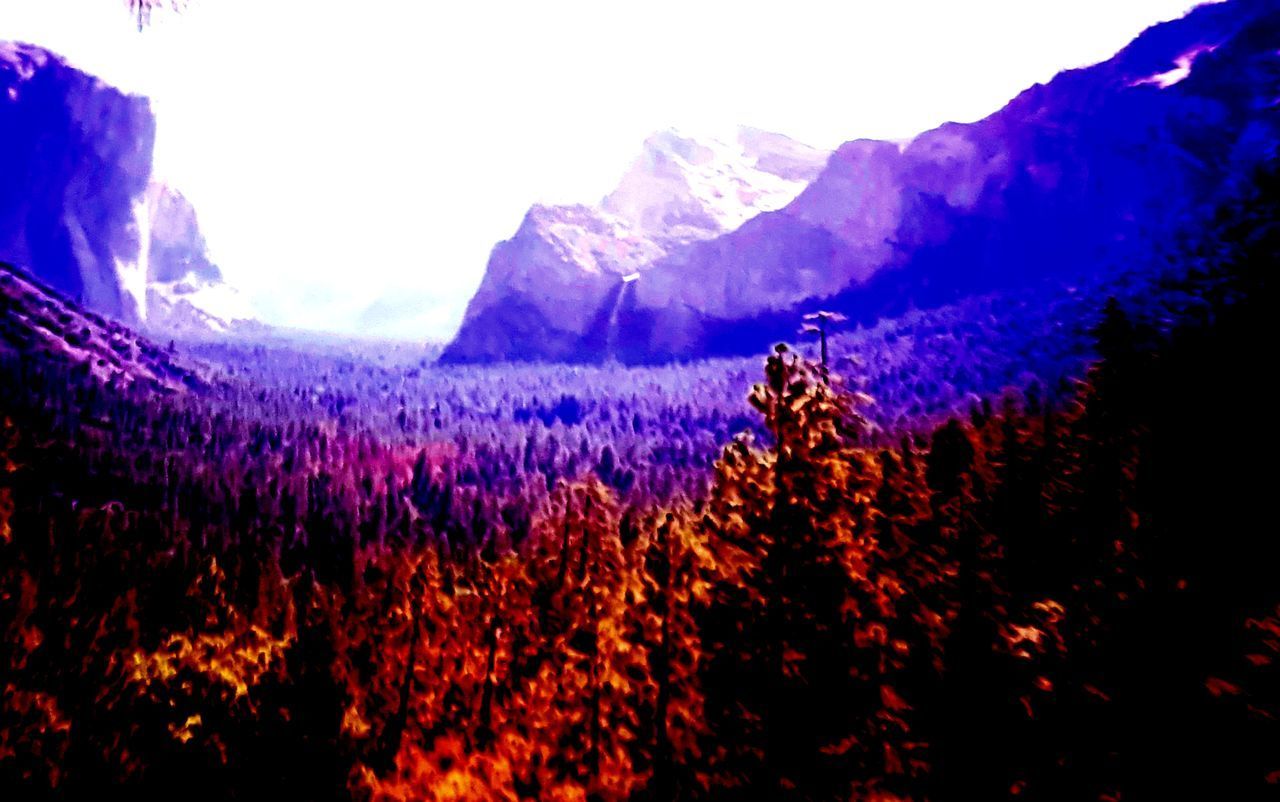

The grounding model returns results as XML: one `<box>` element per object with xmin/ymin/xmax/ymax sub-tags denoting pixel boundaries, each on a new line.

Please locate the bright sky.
<box><xmin>2</xmin><ymin>0</ymin><xmax>1210</xmax><ymax>340</ymax></box>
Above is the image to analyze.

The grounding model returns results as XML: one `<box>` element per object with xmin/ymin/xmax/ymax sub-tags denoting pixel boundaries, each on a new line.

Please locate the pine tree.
<box><xmin>704</xmin><ymin>345</ymin><xmax>930</xmax><ymax>799</ymax></box>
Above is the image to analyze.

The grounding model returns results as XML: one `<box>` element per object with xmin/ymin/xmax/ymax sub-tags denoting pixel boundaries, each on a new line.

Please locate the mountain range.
<box><xmin>443</xmin><ymin>0</ymin><xmax>1280</xmax><ymax>364</ymax></box>
<box><xmin>3</xmin><ymin>0</ymin><xmax>1278</xmax><ymax>361</ymax></box>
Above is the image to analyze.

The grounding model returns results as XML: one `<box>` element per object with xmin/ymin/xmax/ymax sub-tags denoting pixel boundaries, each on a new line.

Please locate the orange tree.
<box><xmin>700</xmin><ymin>344</ymin><xmax>949</xmax><ymax>800</ymax></box>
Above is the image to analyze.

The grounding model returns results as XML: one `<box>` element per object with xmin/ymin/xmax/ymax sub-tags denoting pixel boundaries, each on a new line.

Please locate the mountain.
<box><xmin>0</xmin><ymin>42</ymin><xmax>254</xmax><ymax>335</ymax></box>
<box><xmin>442</xmin><ymin>127</ymin><xmax>829</xmax><ymax>362</ymax></box>
<box><xmin>444</xmin><ymin>0</ymin><xmax>1280</xmax><ymax>364</ymax></box>
<box><xmin>0</xmin><ymin>261</ymin><xmax>207</xmax><ymax>392</ymax></box>
<box><xmin>143</xmin><ymin>183</ymin><xmax>259</xmax><ymax>336</ymax></box>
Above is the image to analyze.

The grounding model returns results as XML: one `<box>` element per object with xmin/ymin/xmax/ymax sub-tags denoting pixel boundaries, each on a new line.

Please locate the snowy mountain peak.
<box><xmin>503</xmin><ymin>127</ymin><xmax>830</xmax><ymax>280</ymax></box>
<box><xmin>601</xmin><ymin>127</ymin><xmax>828</xmax><ymax>240</ymax></box>
<box><xmin>1130</xmin><ymin>44</ymin><xmax>1219</xmax><ymax>88</ymax></box>
<box><xmin>442</xmin><ymin>126</ymin><xmax>829</xmax><ymax>362</ymax></box>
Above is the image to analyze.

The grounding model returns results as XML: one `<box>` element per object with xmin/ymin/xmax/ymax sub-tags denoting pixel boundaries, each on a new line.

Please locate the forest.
<box><xmin>0</xmin><ymin>157</ymin><xmax>1276</xmax><ymax>801</ymax></box>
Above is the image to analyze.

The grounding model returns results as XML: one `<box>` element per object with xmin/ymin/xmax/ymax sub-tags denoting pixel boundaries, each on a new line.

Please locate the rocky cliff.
<box><xmin>0</xmin><ymin>42</ymin><xmax>155</xmax><ymax>322</ymax></box>
<box><xmin>445</xmin><ymin>0</ymin><xmax>1280</xmax><ymax>363</ymax></box>
<box><xmin>0</xmin><ymin>42</ymin><xmax>250</xmax><ymax>334</ymax></box>
<box><xmin>442</xmin><ymin>127</ymin><xmax>829</xmax><ymax>362</ymax></box>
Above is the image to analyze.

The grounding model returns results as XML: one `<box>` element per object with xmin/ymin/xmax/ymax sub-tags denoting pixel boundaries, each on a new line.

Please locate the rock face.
<box><xmin>445</xmin><ymin>0</ymin><xmax>1280</xmax><ymax>363</ymax></box>
<box><xmin>442</xmin><ymin>127</ymin><xmax>829</xmax><ymax>362</ymax></box>
<box><xmin>0</xmin><ymin>42</ymin><xmax>250</xmax><ymax>334</ymax></box>
<box><xmin>145</xmin><ymin>182</ymin><xmax>220</xmax><ymax>285</ymax></box>
<box><xmin>0</xmin><ymin>42</ymin><xmax>155</xmax><ymax>322</ymax></box>
<box><xmin>142</xmin><ymin>182</ymin><xmax>259</xmax><ymax>336</ymax></box>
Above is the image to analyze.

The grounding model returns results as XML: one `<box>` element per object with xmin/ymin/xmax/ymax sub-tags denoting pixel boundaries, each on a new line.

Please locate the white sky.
<box><xmin>2</xmin><ymin>0</ymin><xmax>1210</xmax><ymax>340</ymax></box>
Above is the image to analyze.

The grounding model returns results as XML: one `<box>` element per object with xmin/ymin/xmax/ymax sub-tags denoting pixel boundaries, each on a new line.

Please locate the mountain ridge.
<box><xmin>443</xmin><ymin>126</ymin><xmax>830</xmax><ymax>362</ymax></box>
<box><xmin>444</xmin><ymin>0</ymin><xmax>1280</xmax><ymax>364</ymax></box>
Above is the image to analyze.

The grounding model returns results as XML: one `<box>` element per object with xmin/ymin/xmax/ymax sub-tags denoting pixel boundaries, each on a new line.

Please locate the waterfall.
<box><xmin>117</xmin><ymin>196</ymin><xmax>152</xmax><ymax>322</ymax></box>
<box><xmin>605</xmin><ymin>273</ymin><xmax>640</xmax><ymax>361</ymax></box>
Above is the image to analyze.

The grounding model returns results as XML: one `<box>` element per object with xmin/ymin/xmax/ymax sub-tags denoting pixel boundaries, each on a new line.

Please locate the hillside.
<box><xmin>0</xmin><ymin>261</ymin><xmax>207</xmax><ymax>392</ymax></box>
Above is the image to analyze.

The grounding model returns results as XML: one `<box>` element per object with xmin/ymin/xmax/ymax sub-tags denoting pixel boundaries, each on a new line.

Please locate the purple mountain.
<box><xmin>442</xmin><ymin>127</ymin><xmax>830</xmax><ymax>361</ymax></box>
<box><xmin>0</xmin><ymin>42</ymin><xmax>253</xmax><ymax>334</ymax></box>
<box><xmin>444</xmin><ymin>0</ymin><xmax>1280</xmax><ymax>364</ymax></box>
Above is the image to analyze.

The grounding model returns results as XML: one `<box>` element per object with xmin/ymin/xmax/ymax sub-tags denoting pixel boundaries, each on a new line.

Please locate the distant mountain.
<box><xmin>0</xmin><ymin>42</ymin><xmax>255</xmax><ymax>336</ymax></box>
<box><xmin>444</xmin><ymin>0</ymin><xmax>1280</xmax><ymax>364</ymax></box>
<box><xmin>442</xmin><ymin>127</ymin><xmax>829</xmax><ymax>362</ymax></box>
